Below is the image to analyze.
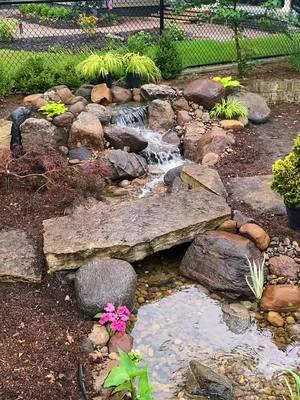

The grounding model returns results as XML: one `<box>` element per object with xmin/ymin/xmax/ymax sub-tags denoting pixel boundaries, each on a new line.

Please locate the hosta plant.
<box><xmin>39</xmin><ymin>102</ymin><xmax>68</xmax><ymax>118</ymax></box>
<box><xmin>210</xmin><ymin>99</ymin><xmax>248</xmax><ymax>119</ymax></box>
<box><xmin>104</xmin><ymin>349</ymin><xmax>153</xmax><ymax>400</ymax></box>
<box><xmin>213</xmin><ymin>76</ymin><xmax>241</xmax><ymax>89</ymax></box>
<box><xmin>245</xmin><ymin>255</ymin><xmax>265</xmax><ymax>300</ymax></box>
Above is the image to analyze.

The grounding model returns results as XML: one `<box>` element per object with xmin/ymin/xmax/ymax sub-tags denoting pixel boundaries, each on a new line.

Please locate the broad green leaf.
<box><xmin>112</xmin><ymin>382</ymin><xmax>132</xmax><ymax>394</ymax></box>
<box><xmin>93</xmin><ymin>312</ymin><xmax>102</xmax><ymax>319</ymax></box>
<box><xmin>119</xmin><ymin>349</ymin><xmax>137</xmax><ymax>375</ymax></box>
<box><xmin>138</xmin><ymin>366</ymin><xmax>153</xmax><ymax>400</ymax></box>
<box><xmin>104</xmin><ymin>366</ymin><xmax>130</xmax><ymax>388</ymax></box>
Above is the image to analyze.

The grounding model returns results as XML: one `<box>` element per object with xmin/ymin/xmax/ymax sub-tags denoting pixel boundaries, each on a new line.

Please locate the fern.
<box><xmin>210</xmin><ymin>99</ymin><xmax>248</xmax><ymax>119</ymax></box>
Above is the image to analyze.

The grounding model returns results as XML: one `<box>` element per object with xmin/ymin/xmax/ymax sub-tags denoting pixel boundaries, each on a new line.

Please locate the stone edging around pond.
<box><xmin>246</xmin><ymin>78</ymin><xmax>300</xmax><ymax>104</ymax></box>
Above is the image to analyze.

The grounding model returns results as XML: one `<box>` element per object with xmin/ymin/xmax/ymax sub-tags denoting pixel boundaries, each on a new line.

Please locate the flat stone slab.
<box><xmin>228</xmin><ymin>175</ymin><xmax>285</xmax><ymax>215</ymax></box>
<box><xmin>43</xmin><ymin>187</ymin><xmax>231</xmax><ymax>270</ymax></box>
<box><xmin>0</xmin><ymin>229</ymin><xmax>41</xmax><ymax>283</ymax></box>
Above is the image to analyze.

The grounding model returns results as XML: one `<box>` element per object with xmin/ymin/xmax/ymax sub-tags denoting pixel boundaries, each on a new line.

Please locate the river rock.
<box><xmin>261</xmin><ymin>284</ymin><xmax>300</xmax><ymax>312</ymax></box>
<box><xmin>75</xmin><ymin>84</ymin><xmax>94</xmax><ymax>102</ymax></box>
<box><xmin>23</xmin><ymin>93</ymin><xmax>48</xmax><ymax>109</ymax></box>
<box><xmin>52</xmin><ymin>112</ymin><xmax>74</xmax><ymax>127</ymax></box>
<box><xmin>0</xmin><ymin>229</ymin><xmax>41</xmax><ymax>283</ymax></box>
<box><xmin>180</xmin><ymin>231</ymin><xmax>263</xmax><ymax>298</ymax></box>
<box><xmin>185</xmin><ymin>360</ymin><xmax>232</xmax><ymax>400</ymax></box>
<box><xmin>74</xmin><ymin>258</ymin><xmax>137</xmax><ymax>316</ymax></box>
<box><xmin>222</xmin><ymin>303</ymin><xmax>250</xmax><ymax>334</ymax></box>
<box><xmin>106</xmin><ymin>149</ymin><xmax>148</xmax><ymax>180</ymax></box>
<box><xmin>91</xmin><ymin>84</ymin><xmax>113</xmax><ymax>105</ymax></box>
<box><xmin>217</xmin><ymin>219</ymin><xmax>237</xmax><ymax>233</ymax></box>
<box><xmin>177</xmin><ymin>110</ymin><xmax>192</xmax><ymax>126</ymax></box>
<box><xmin>0</xmin><ymin>119</ymin><xmax>12</xmax><ymax>149</ymax></box>
<box><xmin>287</xmin><ymin>323</ymin><xmax>300</xmax><ymax>340</ymax></box>
<box><xmin>141</xmin><ymin>84</ymin><xmax>176</xmax><ymax>101</ymax></box>
<box><xmin>220</xmin><ymin>119</ymin><xmax>244</xmax><ymax>130</ymax></box>
<box><xmin>111</xmin><ymin>86</ymin><xmax>132</xmax><ymax>103</ymax></box>
<box><xmin>68</xmin><ymin>101</ymin><xmax>87</xmax><ymax>116</ymax></box>
<box><xmin>161</xmin><ymin>131</ymin><xmax>180</xmax><ymax>146</ymax></box>
<box><xmin>183</xmin><ymin>121</ymin><xmax>205</xmax><ymax>162</ymax></box>
<box><xmin>172</xmin><ymin>97</ymin><xmax>190</xmax><ymax>111</ymax></box>
<box><xmin>44</xmin><ymin>85</ymin><xmax>74</xmax><ymax>105</ymax></box>
<box><xmin>180</xmin><ymin>164</ymin><xmax>227</xmax><ymax>197</ymax></box>
<box><xmin>199</xmin><ymin>127</ymin><xmax>235</xmax><ymax>160</ymax></box>
<box><xmin>229</xmin><ymin>91</ymin><xmax>271</xmax><ymax>123</ymax></box>
<box><xmin>267</xmin><ymin>311</ymin><xmax>284</xmax><ymax>327</ymax></box>
<box><xmin>86</xmin><ymin>104</ymin><xmax>112</xmax><ymax>125</ymax></box>
<box><xmin>69</xmin><ymin>147</ymin><xmax>91</xmax><ymax>161</ymax></box>
<box><xmin>43</xmin><ymin>187</ymin><xmax>231</xmax><ymax>270</ymax></box>
<box><xmin>184</xmin><ymin>78</ymin><xmax>224</xmax><ymax>109</ymax></box>
<box><xmin>88</xmin><ymin>325</ymin><xmax>110</xmax><ymax>348</ymax></box>
<box><xmin>239</xmin><ymin>223</ymin><xmax>270</xmax><ymax>251</ymax></box>
<box><xmin>163</xmin><ymin>165</ymin><xmax>184</xmax><ymax>185</ymax></box>
<box><xmin>228</xmin><ymin>175</ymin><xmax>285</xmax><ymax>215</ymax></box>
<box><xmin>20</xmin><ymin>117</ymin><xmax>68</xmax><ymax>147</ymax></box>
<box><xmin>108</xmin><ymin>333</ymin><xmax>133</xmax><ymax>354</ymax></box>
<box><xmin>268</xmin><ymin>255</ymin><xmax>300</xmax><ymax>278</ymax></box>
<box><xmin>104</xmin><ymin>125</ymin><xmax>148</xmax><ymax>153</ymax></box>
<box><xmin>148</xmin><ymin>99</ymin><xmax>175</xmax><ymax>131</ymax></box>
<box><xmin>69</xmin><ymin>112</ymin><xmax>104</xmax><ymax>150</ymax></box>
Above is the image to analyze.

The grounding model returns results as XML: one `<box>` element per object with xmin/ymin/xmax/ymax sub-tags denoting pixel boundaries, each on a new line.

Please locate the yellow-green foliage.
<box><xmin>212</xmin><ymin>76</ymin><xmax>241</xmax><ymax>89</ymax></box>
<box><xmin>210</xmin><ymin>99</ymin><xmax>248</xmax><ymax>119</ymax></box>
<box><xmin>39</xmin><ymin>102</ymin><xmax>68</xmax><ymax>118</ymax></box>
<box><xmin>271</xmin><ymin>135</ymin><xmax>300</xmax><ymax>207</ymax></box>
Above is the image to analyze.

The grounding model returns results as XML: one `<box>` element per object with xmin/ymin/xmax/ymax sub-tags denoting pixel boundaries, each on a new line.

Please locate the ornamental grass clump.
<box><xmin>95</xmin><ymin>303</ymin><xmax>131</xmax><ymax>334</ymax></box>
<box><xmin>283</xmin><ymin>370</ymin><xmax>300</xmax><ymax>400</ymax></box>
<box><xmin>245</xmin><ymin>255</ymin><xmax>265</xmax><ymax>300</ymax></box>
<box><xmin>210</xmin><ymin>98</ymin><xmax>248</xmax><ymax>120</ymax></box>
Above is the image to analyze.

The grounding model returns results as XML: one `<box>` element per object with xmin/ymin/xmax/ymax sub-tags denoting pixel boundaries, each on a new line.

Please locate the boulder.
<box><xmin>161</xmin><ymin>131</ymin><xmax>180</xmax><ymax>146</ymax></box>
<box><xmin>43</xmin><ymin>187</ymin><xmax>231</xmax><ymax>270</ymax></box>
<box><xmin>219</xmin><ymin>119</ymin><xmax>244</xmax><ymax>130</ymax></box>
<box><xmin>202</xmin><ymin>152</ymin><xmax>220</xmax><ymax>166</ymax></box>
<box><xmin>0</xmin><ymin>229</ymin><xmax>41</xmax><ymax>283</ymax></box>
<box><xmin>91</xmin><ymin>84</ymin><xmax>112</xmax><ymax>105</ymax></box>
<box><xmin>261</xmin><ymin>284</ymin><xmax>300</xmax><ymax>312</ymax></box>
<box><xmin>23</xmin><ymin>93</ymin><xmax>48</xmax><ymax>109</ymax></box>
<box><xmin>185</xmin><ymin>360</ymin><xmax>232</xmax><ymax>400</ymax></box>
<box><xmin>199</xmin><ymin>127</ymin><xmax>235</xmax><ymax>160</ymax></box>
<box><xmin>180</xmin><ymin>231</ymin><xmax>263</xmax><ymax>298</ymax></box>
<box><xmin>9</xmin><ymin>107</ymin><xmax>31</xmax><ymax>150</ymax></box>
<box><xmin>148</xmin><ymin>99</ymin><xmax>175</xmax><ymax>131</ymax></box>
<box><xmin>222</xmin><ymin>303</ymin><xmax>250</xmax><ymax>334</ymax></box>
<box><xmin>172</xmin><ymin>97</ymin><xmax>190</xmax><ymax>111</ymax></box>
<box><xmin>0</xmin><ymin>120</ymin><xmax>12</xmax><ymax>149</ymax></box>
<box><xmin>180</xmin><ymin>164</ymin><xmax>227</xmax><ymax>197</ymax></box>
<box><xmin>217</xmin><ymin>219</ymin><xmax>237</xmax><ymax>233</ymax></box>
<box><xmin>239</xmin><ymin>223</ymin><xmax>270</xmax><ymax>251</ymax></box>
<box><xmin>111</xmin><ymin>86</ymin><xmax>132</xmax><ymax>103</ymax></box>
<box><xmin>68</xmin><ymin>101</ymin><xmax>87</xmax><ymax>116</ymax></box>
<box><xmin>268</xmin><ymin>255</ymin><xmax>300</xmax><ymax>278</ymax></box>
<box><xmin>140</xmin><ymin>84</ymin><xmax>176</xmax><ymax>101</ymax></box>
<box><xmin>104</xmin><ymin>125</ymin><xmax>148</xmax><ymax>153</ymax></box>
<box><xmin>52</xmin><ymin>112</ymin><xmax>74</xmax><ymax>127</ymax></box>
<box><xmin>20</xmin><ymin>117</ymin><xmax>67</xmax><ymax>147</ymax></box>
<box><xmin>106</xmin><ymin>149</ymin><xmax>148</xmax><ymax>180</ymax></box>
<box><xmin>228</xmin><ymin>175</ymin><xmax>285</xmax><ymax>215</ymax></box>
<box><xmin>74</xmin><ymin>258</ymin><xmax>137</xmax><ymax>316</ymax></box>
<box><xmin>229</xmin><ymin>91</ymin><xmax>271</xmax><ymax>124</ymax></box>
<box><xmin>88</xmin><ymin>325</ymin><xmax>110</xmax><ymax>348</ymax></box>
<box><xmin>75</xmin><ymin>84</ymin><xmax>95</xmax><ymax>102</ymax></box>
<box><xmin>183</xmin><ymin>121</ymin><xmax>205</xmax><ymax>162</ymax></box>
<box><xmin>69</xmin><ymin>112</ymin><xmax>104</xmax><ymax>150</ymax></box>
<box><xmin>177</xmin><ymin>110</ymin><xmax>192</xmax><ymax>126</ymax></box>
<box><xmin>108</xmin><ymin>333</ymin><xmax>133</xmax><ymax>354</ymax></box>
<box><xmin>163</xmin><ymin>165</ymin><xmax>184</xmax><ymax>185</ymax></box>
<box><xmin>44</xmin><ymin>85</ymin><xmax>74</xmax><ymax>105</ymax></box>
<box><xmin>184</xmin><ymin>78</ymin><xmax>224</xmax><ymax>109</ymax></box>
<box><xmin>86</xmin><ymin>104</ymin><xmax>112</xmax><ymax>125</ymax></box>
<box><xmin>69</xmin><ymin>147</ymin><xmax>91</xmax><ymax>161</ymax></box>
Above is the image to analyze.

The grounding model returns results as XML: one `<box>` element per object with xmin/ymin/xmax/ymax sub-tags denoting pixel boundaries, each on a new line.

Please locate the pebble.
<box><xmin>267</xmin><ymin>311</ymin><xmax>284</xmax><ymax>327</ymax></box>
<box><xmin>138</xmin><ymin>297</ymin><xmax>145</xmax><ymax>304</ymax></box>
<box><xmin>286</xmin><ymin>316</ymin><xmax>295</xmax><ymax>325</ymax></box>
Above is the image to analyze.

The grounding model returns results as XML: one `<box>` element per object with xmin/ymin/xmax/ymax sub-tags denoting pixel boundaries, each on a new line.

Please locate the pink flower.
<box><xmin>111</xmin><ymin>320</ymin><xmax>126</xmax><ymax>333</ymax></box>
<box><xmin>99</xmin><ymin>314</ymin><xmax>110</xmax><ymax>325</ymax></box>
<box><xmin>104</xmin><ymin>303</ymin><xmax>115</xmax><ymax>313</ymax></box>
<box><xmin>117</xmin><ymin>306</ymin><xmax>131</xmax><ymax>320</ymax></box>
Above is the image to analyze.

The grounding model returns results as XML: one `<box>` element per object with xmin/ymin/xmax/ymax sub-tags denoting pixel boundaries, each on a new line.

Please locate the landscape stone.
<box><xmin>91</xmin><ymin>84</ymin><xmax>113</xmax><ymax>105</ymax></box>
<box><xmin>44</xmin><ymin>85</ymin><xmax>74</xmax><ymax>104</ymax></box>
<box><xmin>268</xmin><ymin>255</ymin><xmax>300</xmax><ymax>278</ymax></box>
<box><xmin>43</xmin><ymin>187</ymin><xmax>231</xmax><ymax>270</ymax></box>
<box><xmin>222</xmin><ymin>303</ymin><xmax>250</xmax><ymax>334</ymax></box>
<box><xmin>229</xmin><ymin>91</ymin><xmax>271</xmax><ymax>123</ymax></box>
<box><xmin>0</xmin><ymin>119</ymin><xmax>12</xmax><ymax>149</ymax></box>
<box><xmin>88</xmin><ymin>325</ymin><xmax>110</xmax><ymax>348</ymax></box>
<box><xmin>239</xmin><ymin>223</ymin><xmax>270</xmax><ymax>251</ymax></box>
<box><xmin>199</xmin><ymin>127</ymin><xmax>235</xmax><ymax>160</ymax></box>
<box><xmin>177</xmin><ymin>110</ymin><xmax>192</xmax><ymax>126</ymax></box>
<box><xmin>69</xmin><ymin>147</ymin><xmax>92</xmax><ymax>161</ymax></box>
<box><xmin>106</xmin><ymin>149</ymin><xmax>148</xmax><ymax>180</ymax></box>
<box><xmin>75</xmin><ymin>84</ymin><xmax>95</xmax><ymax>102</ymax></box>
<box><xmin>181</xmin><ymin>164</ymin><xmax>227</xmax><ymax>197</ymax></box>
<box><xmin>148</xmin><ymin>99</ymin><xmax>175</xmax><ymax>131</ymax></box>
<box><xmin>220</xmin><ymin>119</ymin><xmax>244</xmax><ymax>130</ymax></box>
<box><xmin>172</xmin><ymin>97</ymin><xmax>190</xmax><ymax>111</ymax></box>
<box><xmin>70</xmin><ymin>112</ymin><xmax>104</xmax><ymax>150</ymax></box>
<box><xmin>261</xmin><ymin>284</ymin><xmax>300</xmax><ymax>311</ymax></box>
<box><xmin>287</xmin><ymin>324</ymin><xmax>300</xmax><ymax>340</ymax></box>
<box><xmin>111</xmin><ymin>86</ymin><xmax>132</xmax><ymax>103</ymax></box>
<box><xmin>108</xmin><ymin>333</ymin><xmax>134</xmax><ymax>354</ymax></box>
<box><xmin>86</xmin><ymin>104</ymin><xmax>112</xmax><ymax>125</ymax></box>
<box><xmin>68</xmin><ymin>101</ymin><xmax>87</xmax><ymax>116</ymax></box>
<box><xmin>104</xmin><ymin>125</ymin><xmax>148</xmax><ymax>153</ymax></box>
<box><xmin>52</xmin><ymin>112</ymin><xmax>74</xmax><ymax>127</ymax></box>
<box><xmin>23</xmin><ymin>93</ymin><xmax>48</xmax><ymax>109</ymax></box>
<box><xmin>233</xmin><ymin>210</ymin><xmax>255</xmax><ymax>229</ymax></box>
<box><xmin>20</xmin><ymin>117</ymin><xmax>68</xmax><ymax>147</ymax></box>
<box><xmin>9</xmin><ymin>107</ymin><xmax>31</xmax><ymax>150</ymax></box>
<box><xmin>217</xmin><ymin>219</ymin><xmax>237</xmax><ymax>233</ymax></box>
<box><xmin>74</xmin><ymin>258</ymin><xmax>137</xmax><ymax>316</ymax></box>
<box><xmin>163</xmin><ymin>165</ymin><xmax>184</xmax><ymax>185</ymax></box>
<box><xmin>180</xmin><ymin>231</ymin><xmax>263</xmax><ymax>298</ymax></box>
<box><xmin>267</xmin><ymin>311</ymin><xmax>284</xmax><ymax>327</ymax></box>
<box><xmin>183</xmin><ymin>121</ymin><xmax>205</xmax><ymax>162</ymax></box>
<box><xmin>141</xmin><ymin>84</ymin><xmax>176</xmax><ymax>101</ymax></box>
<box><xmin>0</xmin><ymin>229</ymin><xmax>41</xmax><ymax>283</ymax></box>
<box><xmin>162</xmin><ymin>131</ymin><xmax>180</xmax><ymax>146</ymax></box>
<box><xmin>184</xmin><ymin>78</ymin><xmax>224</xmax><ymax>109</ymax></box>
<box><xmin>228</xmin><ymin>175</ymin><xmax>285</xmax><ymax>215</ymax></box>
<box><xmin>202</xmin><ymin>152</ymin><xmax>220</xmax><ymax>166</ymax></box>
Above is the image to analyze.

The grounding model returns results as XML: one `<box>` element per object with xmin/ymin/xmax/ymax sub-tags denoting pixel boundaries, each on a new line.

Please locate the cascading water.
<box><xmin>114</xmin><ymin>104</ymin><xmax>184</xmax><ymax>196</ymax></box>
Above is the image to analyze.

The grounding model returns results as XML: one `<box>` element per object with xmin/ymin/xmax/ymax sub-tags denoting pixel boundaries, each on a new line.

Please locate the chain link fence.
<box><xmin>0</xmin><ymin>0</ymin><xmax>299</xmax><ymax>72</ymax></box>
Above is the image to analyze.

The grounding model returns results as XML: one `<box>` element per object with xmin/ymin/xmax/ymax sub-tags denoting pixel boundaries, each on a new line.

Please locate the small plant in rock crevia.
<box><xmin>124</xmin><ymin>53</ymin><xmax>161</xmax><ymax>88</ymax></box>
<box><xmin>104</xmin><ymin>349</ymin><xmax>153</xmax><ymax>400</ymax></box>
<box><xmin>39</xmin><ymin>102</ymin><xmax>68</xmax><ymax>118</ymax></box>
<box><xmin>271</xmin><ymin>135</ymin><xmax>300</xmax><ymax>231</ymax></box>
<box><xmin>245</xmin><ymin>255</ymin><xmax>266</xmax><ymax>300</ymax></box>
<box><xmin>282</xmin><ymin>370</ymin><xmax>300</xmax><ymax>400</ymax></box>
<box><xmin>95</xmin><ymin>303</ymin><xmax>131</xmax><ymax>335</ymax></box>
<box><xmin>212</xmin><ymin>76</ymin><xmax>241</xmax><ymax>90</ymax></box>
<box><xmin>210</xmin><ymin>98</ymin><xmax>248</xmax><ymax>119</ymax></box>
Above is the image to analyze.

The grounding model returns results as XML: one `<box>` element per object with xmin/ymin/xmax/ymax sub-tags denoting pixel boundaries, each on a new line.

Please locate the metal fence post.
<box><xmin>159</xmin><ymin>0</ymin><xmax>164</xmax><ymax>35</ymax></box>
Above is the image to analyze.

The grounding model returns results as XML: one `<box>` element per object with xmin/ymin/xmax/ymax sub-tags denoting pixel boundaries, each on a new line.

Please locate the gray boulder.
<box><xmin>104</xmin><ymin>125</ymin><xmax>148</xmax><ymax>153</ymax></box>
<box><xmin>0</xmin><ymin>229</ymin><xmax>41</xmax><ymax>283</ymax></box>
<box><xmin>69</xmin><ymin>147</ymin><xmax>91</xmax><ymax>161</ymax></box>
<box><xmin>106</xmin><ymin>149</ymin><xmax>148</xmax><ymax>180</ymax></box>
<box><xmin>20</xmin><ymin>117</ymin><xmax>68</xmax><ymax>147</ymax></box>
<box><xmin>180</xmin><ymin>231</ymin><xmax>263</xmax><ymax>299</ymax></box>
<box><xmin>148</xmin><ymin>99</ymin><xmax>175</xmax><ymax>132</ymax></box>
<box><xmin>184</xmin><ymin>78</ymin><xmax>224</xmax><ymax>109</ymax></box>
<box><xmin>75</xmin><ymin>258</ymin><xmax>137</xmax><ymax>316</ymax></box>
<box><xmin>185</xmin><ymin>360</ymin><xmax>232</xmax><ymax>400</ymax></box>
<box><xmin>164</xmin><ymin>165</ymin><xmax>184</xmax><ymax>185</ymax></box>
<box><xmin>229</xmin><ymin>91</ymin><xmax>271</xmax><ymax>123</ymax></box>
<box><xmin>86</xmin><ymin>103</ymin><xmax>112</xmax><ymax>125</ymax></box>
<box><xmin>75</xmin><ymin>84</ymin><xmax>95</xmax><ymax>102</ymax></box>
<box><xmin>222</xmin><ymin>302</ymin><xmax>250</xmax><ymax>334</ymax></box>
<box><xmin>141</xmin><ymin>84</ymin><xmax>176</xmax><ymax>101</ymax></box>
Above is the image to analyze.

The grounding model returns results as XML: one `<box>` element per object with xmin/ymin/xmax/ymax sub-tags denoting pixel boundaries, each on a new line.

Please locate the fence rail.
<box><xmin>0</xmin><ymin>0</ymin><xmax>299</xmax><ymax>74</ymax></box>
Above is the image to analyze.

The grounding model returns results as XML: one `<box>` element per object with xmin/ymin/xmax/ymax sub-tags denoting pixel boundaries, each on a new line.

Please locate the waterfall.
<box><xmin>114</xmin><ymin>105</ymin><xmax>148</xmax><ymax>127</ymax></box>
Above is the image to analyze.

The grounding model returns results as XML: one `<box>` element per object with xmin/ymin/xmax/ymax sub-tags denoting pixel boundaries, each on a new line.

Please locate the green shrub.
<box><xmin>102</xmin><ymin>12</ymin><xmax>119</xmax><ymax>24</ymax></box>
<box><xmin>0</xmin><ymin>18</ymin><xmax>18</xmax><ymax>42</ymax></box>
<box><xmin>57</xmin><ymin>59</ymin><xmax>83</xmax><ymax>89</ymax></box>
<box><xmin>14</xmin><ymin>55</ymin><xmax>58</xmax><ymax>93</ymax></box>
<box><xmin>210</xmin><ymin>99</ymin><xmax>248</xmax><ymax>119</ymax></box>
<box><xmin>290</xmin><ymin>53</ymin><xmax>300</xmax><ymax>71</ymax></box>
<box><xmin>127</xmin><ymin>31</ymin><xmax>153</xmax><ymax>55</ymax></box>
<box><xmin>167</xmin><ymin>22</ymin><xmax>185</xmax><ymax>41</ymax></box>
<box><xmin>40</xmin><ymin>102</ymin><xmax>68</xmax><ymax>118</ymax></box>
<box><xmin>19</xmin><ymin>3</ymin><xmax>75</xmax><ymax>20</ymax></box>
<box><xmin>0</xmin><ymin>62</ymin><xmax>13</xmax><ymax>97</ymax></box>
<box><xmin>155</xmin><ymin>31</ymin><xmax>183</xmax><ymax>80</ymax></box>
<box><xmin>271</xmin><ymin>135</ymin><xmax>300</xmax><ymax>207</ymax></box>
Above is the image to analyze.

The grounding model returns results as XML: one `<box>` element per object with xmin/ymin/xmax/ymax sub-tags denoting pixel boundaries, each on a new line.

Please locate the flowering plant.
<box><xmin>95</xmin><ymin>303</ymin><xmax>131</xmax><ymax>334</ymax></box>
<box><xmin>78</xmin><ymin>14</ymin><xmax>98</xmax><ymax>37</ymax></box>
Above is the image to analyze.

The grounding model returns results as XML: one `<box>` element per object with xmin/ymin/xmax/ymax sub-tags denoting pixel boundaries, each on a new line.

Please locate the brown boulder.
<box><xmin>52</xmin><ymin>112</ymin><xmax>74</xmax><ymax>127</ymax></box>
<box><xmin>200</xmin><ymin>127</ymin><xmax>235</xmax><ymax>160</ymax></box>
<box><xmin>239</xmin><ymin>223</ymin><xmax>270</xmax><ymax>251</ymax></box>
<box><xmin>108</xmin><ymin>332</ymin><xmax>133</xmax><ymax>354</ymax></box>
<box><xmin>261</xmin><ymin>285</ymin><xmax>300</xmax><ymax>312</ymax></box>
<box><xmin>44</xmin><ymin>85</ymin><xmax>74</xmax><ymax>105</ymax></box>
<box><xmin>104</xmin><ymin>125</ymin><xmax>148</xmax><ymax>153</ymax></box>
<box><xmin>70</xmin><ymin>112</ymin><xmax>104</xmax><ymax>150</ymax></box>
<box><xmin>111</xmin><ymin>86</ymin><xmax>132</xmax><ymax>103</ymax></box>
<box><xmin>91</xmin><ymin>84</ymin><xmax>113</xmax><ymax>105</ymax></box>
<box><xmin>217</xmin><ymin>220</ymin><xmax>237</xmax><ymax>233</ymax></box>
<box><xmin>180</xmin><ymin>231</ymin><xmax>263</xmax><ymax>298</ymax></box>
<box><xmin>177</xmin><ymin>110</ymin><xmax>192</xmax><ymax>126</ymax></box>
<box><xmin>183</xmin><ymin>121</ymin><xmax>205</xmax><ymax>162</ymax></box>
<box><xmin>220</xmin><ymin>120</ymin><xmax>244</xmax><ymax>130</ymax></box>
<box><xmin>202</xmin><ymin>152</ymin><xmax>220</xmax><ymax>166</ymax></box>
<box><xmin>106</xmin><ymin>149</ymin><xmax>148</xmax><ymax>180</ymax></box>
<box><xmin>172</xmin><ymin>97</ymin><xmax>190</xmax><ymax>111</ymax></box>
<box><xmin>148</xmin><ymin>99</ymin><xmax>175</xmax><ymax>132</ymax></box>
<box><xmin>184</xmin><ymin>78</ymin><xmax>224</xmax><ymax>109</ymax></box>
<box><xmin>23</xmin><ymin>93</ymin><xmax>48</xmax><ymax>109</ymax></box>
<box><xmin>20</xmin><ymin>117</ymin><xmax>68</xmax><ymax>147</ymax></box>
<box><xmin>69</xmin><ymin>101</ymin><xmax>87</xmax><ymax>116</ymax></box>
<box><xmin>268</xmin><ymin>255</ymin><xmax>300</xmax><ymax>278</ymax></box>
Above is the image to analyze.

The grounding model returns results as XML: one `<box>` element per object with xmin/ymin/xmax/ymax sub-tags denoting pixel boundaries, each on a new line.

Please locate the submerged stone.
<box><xmin>43</xmin><ymin>187</ymin><xmax>230</xmax><ymax>270</ymax></box>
